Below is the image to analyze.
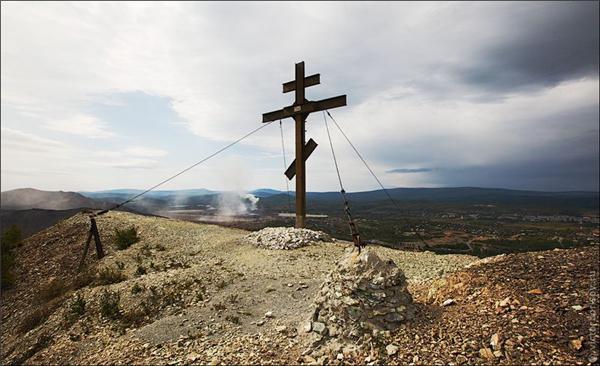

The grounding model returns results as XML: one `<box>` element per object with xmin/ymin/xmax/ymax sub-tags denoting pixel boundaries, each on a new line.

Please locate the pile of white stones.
<box><xmin>304</xmin><ymin>248</ymin><xmax>415</xmax><ymax>342</ymax></box>
<box><xmin>242</xmin><ymin>227</ymin><xmax>332</xmax><ymax>250</ymax></box>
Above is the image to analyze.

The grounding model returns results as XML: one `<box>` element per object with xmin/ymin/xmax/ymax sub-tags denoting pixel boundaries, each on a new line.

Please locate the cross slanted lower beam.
<box><xmin>262</xmin><ymin>61</ymin><xmax>347</xmax><ymax>228</ymax></box>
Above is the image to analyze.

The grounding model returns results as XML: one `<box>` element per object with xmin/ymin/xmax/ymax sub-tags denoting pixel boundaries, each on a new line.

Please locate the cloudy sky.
<box><xmin>1</xmin><ymin>1</ymin><xmax>598</xmax><ymax>193</ymax></box>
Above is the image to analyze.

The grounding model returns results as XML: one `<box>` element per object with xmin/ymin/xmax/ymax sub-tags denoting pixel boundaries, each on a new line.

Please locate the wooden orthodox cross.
<box><xmin>262</xmin><ymin>61</ymin><xmax>346</xmax><ymax>228</ymax></box>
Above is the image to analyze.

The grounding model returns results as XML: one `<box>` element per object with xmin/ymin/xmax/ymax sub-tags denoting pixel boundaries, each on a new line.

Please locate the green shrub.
<box><xmin>227</xmin><ymin>294</ymin><xmax>239</xmax><ymax>304</ymax></box>
<box><xmin>96</xmin><ymin>266</ymin><xmax>126</xmax><ymax>285</ymax></box>
<box><xmin>225</xmin><ymin>314</ymin><xmax>240</xmax><ymax>324</ymax></box>
<box><xmin>1</xmin><ymin>225</ymin><xmax>21</xmax><ymax>290</ymax></box>
<box><xmin>131</xmin><ymin>283</ymin><xmax>144</xmax><ymax>295</ymax></box>
<box><xmin>69</xmin><ymin>293</ymin><xmax>86</xmax><ymax>316</ymax></box>
<box><xmin>99</xmin><ymin>289</ymin><xmax>121</xmax><ymax>319</ymax></box>
<box><xmin>135</xmin><ymin>265</ymin><xmax>147</xmax><ymax>276</ymax></box>
<box><xmin>114</xmin><ymin>226</ymin><xmax>140</xmax><ymax>250</ymax></box>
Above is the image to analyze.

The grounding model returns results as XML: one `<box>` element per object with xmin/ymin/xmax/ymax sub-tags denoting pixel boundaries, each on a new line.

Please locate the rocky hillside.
<box><xmin>0</xmin><ymin>211</ymin><xmax>597</xmax><ymax>365</ymax></box>
<box><xmin>0</xmin><ymin>188</ymin><xmax>104</xmax><ymax>210</ymax></box>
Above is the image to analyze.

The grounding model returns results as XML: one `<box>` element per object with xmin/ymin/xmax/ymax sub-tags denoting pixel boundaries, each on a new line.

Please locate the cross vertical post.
<box><xmin>294</xmin><ymin>62</ymin><xmax>307</xmax><ymax>228</ymax></box>
<box><xmin>262</xmin><ymin>61</ymin><xmax>347</xmax><ymax>228</ymax></box>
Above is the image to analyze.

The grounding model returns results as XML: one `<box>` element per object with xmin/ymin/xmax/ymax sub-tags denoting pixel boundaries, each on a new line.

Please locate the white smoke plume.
<box><xmin>216</xmin><ymin>192</ymin><xmax>259</xmax><ymax>217</ymax></box>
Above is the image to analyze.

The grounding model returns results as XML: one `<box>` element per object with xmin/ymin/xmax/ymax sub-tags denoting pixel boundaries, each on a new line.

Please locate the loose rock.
<box><xmin>305</xmin><ymin>248</ymin><xmax>415</xmax><ymax>342</ymax></box>
<box><xmin>242</xmin><ymin>227</ymin><xmax>331</xmax><ymax>250</ymax></box>
<box><xmin>386</xmin><ymin>344</ymin><xmax>399</xmax><ymax>356</ymax></box>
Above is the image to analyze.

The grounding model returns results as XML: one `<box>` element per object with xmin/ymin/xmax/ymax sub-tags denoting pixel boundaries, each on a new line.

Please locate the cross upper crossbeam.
<box><xmin>282</xmin><ymin>74</ymin><xmax>320</xmax><ymax>93</ymax></box>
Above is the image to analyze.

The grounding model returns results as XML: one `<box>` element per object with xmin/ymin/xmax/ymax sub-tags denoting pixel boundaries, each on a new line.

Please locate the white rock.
<box><xmin>312</xmin><ymin>321</ymin><xmax>327</xmax><ymax>334</ymax></box>
<box><xmin>386</xmin><ymin>344</ymin><xmax>399</xmax><ymax>356</ymax></box>
<box><xmin>265</xmin><ymin>311</ymin><xmax>274</xmax><ymax>318</ymax></box>
<box><xmin>442</xmin><ymin>299</ymin><xmax>455</xmax><ymax>306</ymax></box>
<box><xmin>490</xmin><ymin>333</ymin><xmax>501</xmax><ymax>350</ymax></box>
<box><xmin>303</xmin><ymin>321</ymin><xmax>312</xmax><ymax>333</ymax></box>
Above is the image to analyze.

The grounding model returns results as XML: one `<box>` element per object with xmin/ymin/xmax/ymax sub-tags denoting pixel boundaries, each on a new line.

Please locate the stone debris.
<box><xmin>527</xmin><ymin>288</ymin><xmax>544</xmax><ymax>295</ymax></box>
<box><xmin>385</xmin><ymin>344</ymin><xmax>399</xmax><ymax>356</ymax></box>
<box><xmin>570</xmin><ymin>337</ymin><xmax>583</xmax><ymax>351</ymax></box>
<box><xmin>242</xmin><ymin>227</ymin><xmax>331</xmax><ymax>250</ymax></box>
<box><xmin>312</xmin><ymin>321</ymin><xmax>327</xmax><ymax>335</ymax></box>
<box><xmin>490</xmin><ymin>332</ymin><xmax>501</xmax><ymax>350</ymax></box>
<box><xmin>479</xmin><ymin>347</ymin><xmax>495</xmax><ymax>360</ymax></box>
<box><xmin>306</xmin><ymin>248</ymin><xmax>415</xmax><ymax>343</ymax></box>
<box><xmin>442</xmin><ymin>298</ymin><xmax>455</xmax><ymax>306</ymax></box>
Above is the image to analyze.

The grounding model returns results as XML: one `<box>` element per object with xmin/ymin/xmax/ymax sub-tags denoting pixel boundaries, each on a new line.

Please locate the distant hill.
<box><xmin>261</xmin><ymin>187</ymin><xmax>600</xmax><ymax>212</ymax></box>
<box><xmin>250</xmin><ymin>188</ymin><xmax>283</xmax><ymax>197</ymax></box>
<box><xmin>0</xmin><ymin>208</ymin><xmax>82</xmax><ymax>238</ymax></box>
<box><xmin>79</xmin><ymin>188</ymin><xmax>215</xmax><ymax>201</ymax></box>
<box><xmin>0</xmin><ymin>188</ymin><xmax>106</xmax><ymax>210</ymax></box>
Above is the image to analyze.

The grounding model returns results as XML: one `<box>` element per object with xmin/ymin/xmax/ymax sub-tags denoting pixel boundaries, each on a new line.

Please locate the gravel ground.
<box><xmin>0</xmin><ymin>211</ymin><xmax>498</xmax><ymax>365</ymax></box>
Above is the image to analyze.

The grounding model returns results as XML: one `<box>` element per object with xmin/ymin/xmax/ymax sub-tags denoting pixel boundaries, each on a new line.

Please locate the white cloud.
<box><xmin>105</xmin><ymin>158</ymin><xmax>159</xmax><ymax>170</ymax></box>
<box><xmin>1</xmin><ymin>127</ymin><xmax>69</xmax><ymax>154</ymax></box>
<box><xmin>44</xmin><ymin>114</ymin><xmax>114</xmax><ymax>138</ymax></box>
<box><xmin>1</xmin><ymin>2</ymin><xmax>597</xmax><ymax>191</ymax></box>
<box><xmin>125</xmin><ymin>146</ymin><xmax>168</xmax><ymax>158</ymax></box>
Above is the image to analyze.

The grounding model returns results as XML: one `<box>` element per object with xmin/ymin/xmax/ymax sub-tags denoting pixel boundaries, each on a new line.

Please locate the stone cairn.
<box><xmin>305</xmin><ymin>248</ymin><xmax>415</xmax><ymax>342</ymax></box>
<box><xmin>242</xmin><ymin>227</ymin><xmax>331</xmax><ymax>250</ymax></box>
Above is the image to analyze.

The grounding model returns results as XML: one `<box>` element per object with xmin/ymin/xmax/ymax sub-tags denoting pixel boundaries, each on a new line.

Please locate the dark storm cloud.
<box><xmin>427</xmin><ymin>154</ymin><xmax>599</xmax><ymax>192</ymax></box>
<box><xmin>452</xmin><ymin>2</ymin><xmax>599</xmax><ymax>94</ymax></box>
<box><xmin>364</xmin><ymin>101</ymin><xmax>599</xmax><ymax>192</ymax></box>
<box><xmin>387</xmin><ymin>168</ymin><xmax>434</xmax><ymax>174</ymax></box>
<box><xmin>428</xmin><ymin>123</ymin><xmax>600</xmax><ymax>192</ymax></box>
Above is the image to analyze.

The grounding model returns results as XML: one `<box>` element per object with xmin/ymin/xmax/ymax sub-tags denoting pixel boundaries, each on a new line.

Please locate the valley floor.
<box><xmin>0</xmin><ymin>212</ymin><xmax>597</xmax><ymax>365</ymax></box>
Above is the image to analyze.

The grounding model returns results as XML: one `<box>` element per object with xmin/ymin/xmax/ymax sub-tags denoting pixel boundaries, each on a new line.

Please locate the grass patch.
<box><xmin>212</xmin><ymin>302</ymin><xmax>226</xmax><ymax>311</ymax></box>
<box><xmin>131</xmin><ymin>283</ymin><xmax>144</xmax><ymax>295</ymax></box>
<box><xmin>114</xmin><ymin>226</ymin><xmax>140</xmax><ymax>250</ymax></box>
<box><xmin>225</xmin><ymin>314</ymin><xmax>240</xmax><ymax>324</ymax></box>
<box><xmin>227</xmin><ymin>294</ymin><xmax>239</xmax><ymax>304</ymax></box>
<box><xmin>68</xmin><ymin>293</ymin><xmax>86</xmax><ymax>316</ymax></box>
<box><xmin>96</xmin><ymin>266</ymin><xmax>126</xmax><ymax>285</ymax></box>
<box><xmin>99</xmin><ymin>289</ymin><xmax>121</xmax><ymax>319</ymax></box>
<box><xmin>135</xmin><ymin>265</ymin><xmax>147</xmax><ymax>276</ymax></box>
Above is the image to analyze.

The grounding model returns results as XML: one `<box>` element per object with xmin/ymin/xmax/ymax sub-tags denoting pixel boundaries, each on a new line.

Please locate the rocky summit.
<box><xmin>308</xmin><ymin>248</ymin><xmax>415</xmax><ymax>343</ymax></box>
<box><xmin>242</xmin><ymin>226</ymin><xmax>331</xmax><ymax>250</ymax></box>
